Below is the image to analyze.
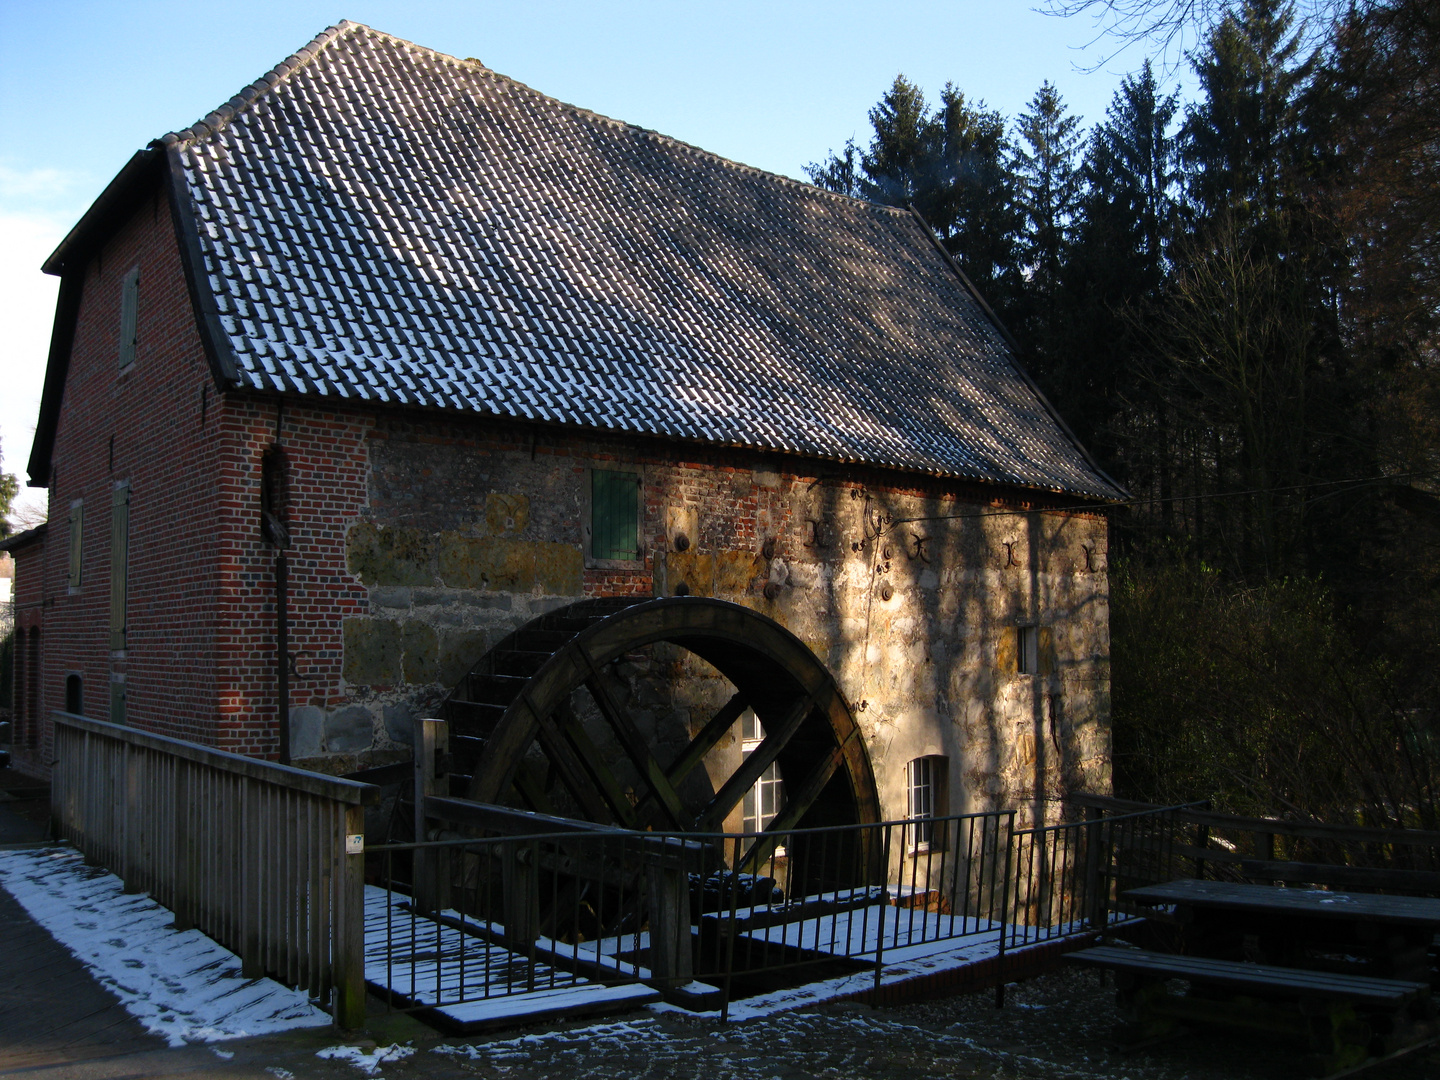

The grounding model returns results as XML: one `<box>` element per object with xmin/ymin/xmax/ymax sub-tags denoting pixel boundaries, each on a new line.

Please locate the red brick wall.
<box><xmin>211</xmin><ymin>401</ymin><xmax>370</xmax><ymax>756</ymax></box>
<box><xmin>35</xmin><ymin>185</ymin><xmax>223</xmax><ymax>758</ymax></box>
<box><xmin>8</xmin><ymin>537</ymin><xmax>46</xmax><ymax>769</ymax></box>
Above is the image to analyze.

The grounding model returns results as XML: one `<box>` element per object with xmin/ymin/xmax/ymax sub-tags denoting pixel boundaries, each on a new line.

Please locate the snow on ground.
<box><xmin>316</xmin><ymin>1043</ymin><xmax>415</xmax><ymax>1074</ymax></box>
<box><xmin>0</xmin><ymin>846</ymin><xmax>332</xmax><ymax>1045</ymax></box>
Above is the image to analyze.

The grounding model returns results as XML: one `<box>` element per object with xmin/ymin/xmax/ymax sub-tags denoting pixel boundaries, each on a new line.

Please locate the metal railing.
<box><xmin>45</xmin><ymin>708</ymin><xmax>1207</xmax><ymax>1026</ymax></box>
<box><xmin>1000</xmin><ymin>801</ymin><xmax>1207</xmax><ymax>952</ymax></box>
<box><xmin>368</xmin><ymin>807</ymin><xmax>1023</xmax><ymax>1021</ymax></box>
<box><xmin>50</xmin><ymin>712</ymin><xmax>379</xmax><ymax>1027</ymax></box>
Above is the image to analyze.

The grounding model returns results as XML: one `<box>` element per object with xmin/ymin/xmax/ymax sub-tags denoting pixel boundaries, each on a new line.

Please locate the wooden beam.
<box><xmin>527</xmin><ymin>703</ymin><xmax>616</xmax><ymax>825</ymax></box>
<box><xmin>666</xmin><ymin>692</ymin><xmax>747</xmax><ymax>791</ymax></box>
<box><xmin>630</xmin><ymin>690</ymin><xmax>747</xmax><ymax>827</ymax></box>
<box><xmin>737</xmin><ymin>731</ymin><xmax>853</xmax><ymax>870</ymax></box>
<box><xmin>553</xmin><ymin>702</ymin><xmax>641</xmax><ymax>829</ymax></box>
<box><xmin>424</xmin><ymin>795</ymin><xmax>628</xmax><ymax>836</ymax></box>
<box><xmin>579</xmin><ymin>652</ymin><xmax>691</xmax><ymax>830</ymax></box>
<box><xmin>52</xmin><ymin>712</ymin><xmax>379</xmax><ymax>804</ymax></box>
<box><xmin>694</xmin><ymin>693</ymin><xmax>816</xmax><ymax>833</ymax></box>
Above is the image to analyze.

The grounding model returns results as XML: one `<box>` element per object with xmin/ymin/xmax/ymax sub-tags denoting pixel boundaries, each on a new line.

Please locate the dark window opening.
<box><xmin>68</xmin><ymin>501</ymin><xmax>83</xmax><ymax>591</ymax></box>
<box><xmin>11</xmin><ymin>627</ymin><xmax>25</xmax><ymax>745</ymax></box>
<box><xmin>65</xmin><ymin>674</ymin><xmax>83</xmax><ymax>716</ymax></box>
<box><xmin>110</xmin><ymin>676</ymin><xmax>126</xmax><ymax>726</ymax></box>
<box><xmin>26</xmin><ymin>629</ymin><xmax>40</xmax><ymax>747</ymax></box>
<box><xmin>1017</xmin><ymin>625</ymin><xmax>1039</xmax><ymax>675</ymax></box>
<box><xmin>111</xmin><ymin>484</ymin><xmax>130</xmax><ymax>651</ymax></box>
<box><xmin>260</xmin><ymin>444</ymin><xmax>291</xmax><ymax>548</ymax></box>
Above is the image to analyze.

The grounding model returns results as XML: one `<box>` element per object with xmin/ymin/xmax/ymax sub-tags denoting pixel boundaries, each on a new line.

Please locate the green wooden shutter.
<box><xmin>68</xmin><ymin>502</ymin><xmax>83</xmax><ymax>590</ymax></box>
<box><xmin>590</xmin><ymin>470</ymin><xmax>639</xmax><ymax>561</ymax></box>
<box><xmin>118</xmin><ymin>266</ymin><xmax>139</xmax><ymax>369</ymax></box>
<box><xmin>110</xmin><ymin>484</ymin><xmax>130</xmax><ymax>650</ymax></box>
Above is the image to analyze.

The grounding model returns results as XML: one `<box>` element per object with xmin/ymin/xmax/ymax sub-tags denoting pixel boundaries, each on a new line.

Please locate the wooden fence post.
<box><xmin>501</xmin><ymin>838</ymin><xmax>540</xmax><ymax>949</ymax></box>
<box><xmin>645</xmin><ymin>843</ymin><xmax>694</xmax><ymax>990</ymax></box>
<box><xmin>333</xmin><ymin>803</ymin><xmax>367</xmax><ymax>1030</ymax></box>
<box><xmin>1083</xmin><ymin>805</ymin><xmax>1103</xmax><ymax>931</ymax></box>
<box><xmin>412</xmin><ymin>719</ymin><xmax>449</xmax><ymax>914</ymax></box>
<box><xmin>173</xmin><ymin>765</ymin><xmax>194</xmax><ymax>931</ymax></box>
<box><xmin>241</xmin><ymin>781</ymin><xmax>263</xmax><ymax>978</ymax></box>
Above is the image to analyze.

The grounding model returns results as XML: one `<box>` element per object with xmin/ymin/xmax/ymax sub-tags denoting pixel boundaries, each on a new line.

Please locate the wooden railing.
<box><xmin>50</xmin><ymin>712</ymin><xmax>380</xmax><ymax>1027</ymax></box>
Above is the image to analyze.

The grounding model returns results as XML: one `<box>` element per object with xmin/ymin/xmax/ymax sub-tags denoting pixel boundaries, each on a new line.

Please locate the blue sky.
<box><xmin>0</xmin><ymin>0</ymin><xmax>1185</xmax><ymax>524</ymax></box>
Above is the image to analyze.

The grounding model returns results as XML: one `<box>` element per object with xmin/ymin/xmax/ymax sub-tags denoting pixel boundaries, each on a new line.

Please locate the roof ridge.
<box><xmin>474</xmin><ymin>70</ymin><xmax>910</xmax><ymax>219</ymax></box>
<box><xmin>160</xmin><ymin>21</ymin><xmax>357</xmax><ymax>148</ymax></box>
<box><xmin>341</xmin><ymin>23</ymin><xmax>908</xmax><ymax>217</ymax></box>
<box><xmin>167</xmin><ymin>19</ymin><xmax>906</xmax><ymax>219</ymax></box>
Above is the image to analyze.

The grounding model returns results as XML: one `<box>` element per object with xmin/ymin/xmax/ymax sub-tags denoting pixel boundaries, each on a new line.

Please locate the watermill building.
<box><xmin>6</xmin><ymin>22</ymin><xmax>1121</xmax><ymax>832</ymax></box>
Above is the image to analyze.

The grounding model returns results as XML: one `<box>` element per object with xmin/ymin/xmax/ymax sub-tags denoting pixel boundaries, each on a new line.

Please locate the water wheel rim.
<box><xmin>462</xmin><ymin>597</ymin><xmax>880</xmax><ymax>838</ymax></box>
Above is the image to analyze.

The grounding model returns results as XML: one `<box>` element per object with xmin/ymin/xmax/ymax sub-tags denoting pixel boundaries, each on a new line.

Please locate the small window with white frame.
<box><xmin>741</xmin><ymin>711</ymin><xmax>785</xmax><ymax>837</ymax></box>
<box><xmin>906</xmin><ymin>755</ymin><xmax>948</xmax><ymax>851</ymax></box>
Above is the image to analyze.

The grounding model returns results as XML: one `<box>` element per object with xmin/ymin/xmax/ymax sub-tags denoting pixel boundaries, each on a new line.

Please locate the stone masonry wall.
<box><xmin>326</xmin><ymin>412</ymin><xmax>1112</xmax><ymax>818</ymax></box>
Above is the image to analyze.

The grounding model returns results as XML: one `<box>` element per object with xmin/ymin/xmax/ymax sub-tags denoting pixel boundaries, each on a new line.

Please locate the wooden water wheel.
<box><xmin>438</xmin><ymin>596</ymin><xmax>880</xmax><ymax>868</ymax></box>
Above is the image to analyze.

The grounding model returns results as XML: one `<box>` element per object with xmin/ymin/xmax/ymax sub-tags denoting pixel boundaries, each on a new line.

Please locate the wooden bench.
<box><xmin>1069</xmin><ymin>945</ymin><xmax>1437</xmax><ymax>1073</ymax></box>
<box><xmin>1070</xmin><ymin>945</ymin><xmax>1429</xmax><ymax>1006</ymax></box>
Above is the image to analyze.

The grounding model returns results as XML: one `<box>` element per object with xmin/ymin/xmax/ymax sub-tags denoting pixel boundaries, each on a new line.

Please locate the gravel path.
<box><xmin>393</xmin><ymin>968</ymin><xmax>1436</xmax><ymax>1080</ymax></box>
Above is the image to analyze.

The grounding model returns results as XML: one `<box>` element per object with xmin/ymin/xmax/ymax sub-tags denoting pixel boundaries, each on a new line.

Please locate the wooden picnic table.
<box><xmin>1070</xmin><ymin>878</ymin><xmax>1440</xmax><ymax>1072</ymax></box>
<box><xmin>1125</xmin><ymin>878</ymin><xmax>1440</xmax><ymax>983</ymax></box>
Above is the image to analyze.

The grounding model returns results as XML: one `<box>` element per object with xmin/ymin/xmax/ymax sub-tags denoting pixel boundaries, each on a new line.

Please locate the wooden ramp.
<box><xmin>363</xmin><ymin>887</ymin><xmax>659</xmax><ymax>1033</ymax></box>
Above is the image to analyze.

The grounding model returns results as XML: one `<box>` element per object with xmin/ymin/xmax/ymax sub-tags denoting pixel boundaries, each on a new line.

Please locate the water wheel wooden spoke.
<box><xmin>440</xmin><ymin>597</ymin><xmax>880</xmax><ymax>850</ymax></box>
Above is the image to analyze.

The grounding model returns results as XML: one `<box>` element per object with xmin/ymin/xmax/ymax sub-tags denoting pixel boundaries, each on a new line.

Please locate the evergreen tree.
<box><xmin>806</xmin><ymin>138</ymin><xmax>863</xmax><ymax>199</ymax></box>
<box><xmin>927</xmin><ymin>86</ymin><xmax>1022</xmax><ymax>310</ymax></box>
<box><xmin>805</xmin><ymin>77</ymin><xmax>1020</xmax><ymax>315</ymax></box>
<box><xmin>857</xmin><ymin>75</ymin><xmax>934</xmax><ymax>206</ymax></box>
<box><xmin>1009</xmin><ymin>82</ymin><xmax>1084</xmax><ymax>386</ymax></box>
<box><xmin>1061</xmin><ymin>63</ymin><xmax>1182</xmax><ymax>468</ymax></box>
<box><xmin>1182</xmin><ymin>0</ymin><xmax>1315</xmax><ymax>237</ymax></box>
<box><xmin>1012</xmin><ymin>82</ymin><xmax>1084</xmax><ymax>300</ymax></box>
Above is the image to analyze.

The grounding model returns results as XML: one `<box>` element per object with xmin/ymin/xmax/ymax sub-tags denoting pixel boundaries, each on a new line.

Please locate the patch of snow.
<box><xmin>264</xmin><ymin>1068</ymin><xmax>295</xmax><ymax>1079</ymax></box>
<box><xmin>317</xmin><ymin>1043</ymin><xmax>415</xmax><ymax>1074</ymax></box>
<box><xmin>0</xmin><ymin>848</ymin><xmax>331</xmax><ymax>1046</ymax></box>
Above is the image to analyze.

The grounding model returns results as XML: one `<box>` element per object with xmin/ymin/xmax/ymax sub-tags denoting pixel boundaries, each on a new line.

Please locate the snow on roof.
<box><xmin>161</xmin><ymin>22</ymin><xmax>1120</xmax><ymax>499</ymax></box>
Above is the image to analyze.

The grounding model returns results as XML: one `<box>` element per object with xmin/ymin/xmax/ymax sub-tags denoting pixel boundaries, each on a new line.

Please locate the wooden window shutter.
<box><xmin>1038</xmin><ymin>626</ymin><xmax>1056</xmax><ymax>676</ymax></box>
<box><xmin>118</xmin><ymin>265</ymin><xmax>140</xmax><ymax>369</ymax></box>
<box><xmin>68</xmin><ymin>501</ymin><xmax>83</xmax><ymax>590</ymax></box>
<box><xmin>110</xmin><ymin>484</ymin><xmax>130</xmax><ymax>650</ymax></box>
<box><xmin>110</xmin><ymin>676</ymin><xmax>127</xmax><ymax>726</ymax></box>
<box><xmin>995</xmin><ymin>626</ymin><xmax>1018</xmax><ymax>674</ymax></box>
<box><xmin>590</xmin><ymin>469</ymin><xmax>640</xmax><ymax>562</ymax></box>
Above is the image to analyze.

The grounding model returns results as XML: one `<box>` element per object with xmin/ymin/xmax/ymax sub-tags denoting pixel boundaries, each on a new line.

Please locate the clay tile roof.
<box><xmin>162</xmin><ymin>21</ymin><xmax>1122</xmax><ymax>499</ymax></box>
